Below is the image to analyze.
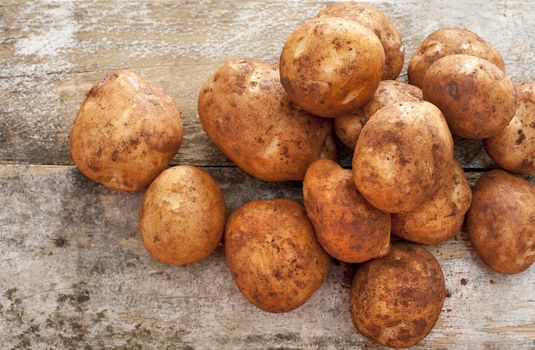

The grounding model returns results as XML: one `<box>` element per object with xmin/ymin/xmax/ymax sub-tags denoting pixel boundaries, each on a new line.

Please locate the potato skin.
<box><xmin>225</xmin><ymin>199</ymin><xmax>330</xmax><ymax>313</ymax></box>
<box><xmin>467</xmin><ymin>170</ymin><xmax>535</xmax><ymax>274</ymax></box>
<box><xmin>70</xmin><ymin>70</ymin><xmax>183</xmax><ymax>191</ymax></box>
<box><xmin>484</xmin><ymin>83</ymin><xmax>535</xmax><ymax>175</ymax></box>
<box><xmin>392</xmin><ymin>160</ymin><xmax>472</xmax><ymax>245</ymax></box>
<box><xmin>423</xmin><ymin>54</ymin><xmax>517</xmax><ymax>139</ymax></box>
<box><xmin>350</xmin><ymin>244</ymin><xmax>446</xmax><ymax>348</ymax></box>
<box><xmin>303</xmin><ymin>159</ymin><xmax>391</xmax><ymax>263</ymax></box>
<box><xmin>353</xmin><ymin>101</ymin><xmax>454</xmax><ymax>213</ymax></box>
<box><xmin>280</xmin><ymin>17</ymin><xmax>385</xmax><ymax>118</ymax></box>
<box><xmin>409</xmin><ymin>28</ymin><xmax>505</xmax><ymax>88</ymax></box>
<box><xmin>335</xmin><ymin>80</ymin><xmax>422</xmax><ymax>150</ymax></box>
<box><xmin>139</xmin><ymin>166</ymin><xmax>226</xmax><ymax>266</ymax></box>
<box><xmin>198</xmin><ymin>59</ymin><xmax>335</xmax><ymax>182</ymax></box>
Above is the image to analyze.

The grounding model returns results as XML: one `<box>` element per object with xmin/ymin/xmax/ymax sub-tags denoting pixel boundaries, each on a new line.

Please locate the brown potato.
<box><xmin>392</xmin><ymin>160</ymin><xmax>472</xmax><ymax>245</ymax></box>
<box><xmin>225</xmin><ymin>199</ymin><xmax>330</xmax><ymax>313</ymax></box>
<box><xmin>409</xmin><ymin>28</ymin><xmax>505</xmax><ymax>88</ymax></box>
<box><xmin>350</xmin><ymin>244</ymin><xmax>446</xmax><ymax>348</ymax></box>
<box><xmin>198</xmin><ymin>59</ymin><xmax>335</xmax><ymax>182</ymax></box>
<box><xmin>467</xmin><ymin>170</ymin><xmax>535</xmax><ymax>274</ymax></box>
<box><xmin>316</xmin><ymin>2</ymin><xmax>404</xmax><ymax>80</ymax></box>
<box><xmin>303</xmin><ymin>159</ymin><xmax>391</xmax><ymax>263</ymax></box>
<box><xmin>422</xmin><ymin>54</ymin><xmax>517</xmax><ymax>139</ymax></box>
<box><xmin>353</xmin><ymin>101</ymin><xmax>454</xmax><ymax>213</ymax></box>
<box><xmin>484</xmin><ymin>83</ymin><xmax>535</xmax><ymax>175</ymax></box>
<box><xmin>70</xmin><ymin>70</ymin><xmax>183</xmax><ymax>191</ymax></box>
<box><xmin>139</xmin><ymin>166</ymin><xmax>226</xmax><ymax>265</ymax></box>
<box><xmin>280</xmin><ymin>17</ymin><xmax>385</xmax><ymax>118</ymax></box>
<box><xmin>335</xmin><ymin>80</ymin><xmax>423</xmax><ymax>150</ymax></box>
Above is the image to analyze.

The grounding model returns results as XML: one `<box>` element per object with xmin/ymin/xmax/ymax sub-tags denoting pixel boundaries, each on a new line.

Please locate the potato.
<box><xmin>350</xmin><ymin>244</ymin><xmax>446</xmax><ymax>348</ymax></box>
<box><xmin>409</xmin><ymin>28</ymin><xmax>505</xmax><ymax>88</ymax></box>
<box><xmin>70</xmin><ymin>70</ymin><xmax>183</xmax><ymax>192</ymax></box>
<box><xmin>280</xmin><ymin>17</ymin><xmax>385</xmax><ymax>118</ymax></box>
<box><xmin>303</xmin><ymin>159</ymin><xmax>391</xmax><ymax>263</ymax></box>
<box><xmin>139</xmin><ymin>166</ymin><xmax>226</xmax><ymax>265</ymax></box>
<box><xmin>335</xmin><ymin>80</ymin><xmax>423</xmax><ymax>150</ymax></box>
<box><xmin>316</xmin><ymin>2</ymin><xmax>404</xmax><ymax>80</ymax></box>
<box><xmin>467</xmin><ymin>170</ymin><xmax>535</xmax><ymax>274</ymax></box>
<box><xmin>353</xmin><ymin>101</ymin><xmax>454</xmax><ymax>213</ymax></box>
<box><xmin>198</xmin><ymin>59</ymin><xmax>335</xmax><ymax>182</ymax></box>
<box><xmin>484</xmin><ymin>83</ymin><xmax>535</xmax><ymax>175</ymax></box>
<box><xmin>392</xmin><ymin>160</ymin><xmax>472</xmax><ymax>245</ymax></box>
<box><xmin>225</xmin><ymin>199</ymin><xmax>330</xmax><ymax>313</ymax></box>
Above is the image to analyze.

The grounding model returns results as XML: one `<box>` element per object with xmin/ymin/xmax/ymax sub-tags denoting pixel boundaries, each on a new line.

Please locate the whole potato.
<box><xmin>316</xmin><ymin>2</ymin><xmax>404</xmax><ymax>80</ymax></box>
<box><xmin>225</xmin><ymin>199</ymin><xmax>330</xmax><ymax>313</ymax></box>
<box><xmin>350</xmin><ymin>244</ymin><xmax>446</xmax><ymax>348</ymax></box>
<box><xmin>198</xmin><ymin>59</ymin><xmax>335</xmax><ymax>182</ymax></box>
<box><xmin>392</xmin><ymin>160</ymin><xmax>472</xmax><ymax>245</ymax></box>
<box><xmin>280</xmin><ymin>17</ymin><xmax>385</xmax><ymax>118</ymax></box>
<box><xmin>70</xmin><ymin>70</ymin><xmax>183</xmax><ymax>191</ymax></box>
<box><xmin>409</xmin><ymin>28</ymin><xmax>505</xmax><ymax>88</ymax></box>
<box><xmin>139</xmin><ymin>166</ymin><xmax>226</xmax><ymax>265</ymax></box>
<box><xmin>422</xmin><ymin>54</ymin><xmax>517</xmax><ymax>139</ymax></box>
<box><xmin>335</xmin><ymin>80</ymin><xmax>423</xmax><ymax>150</ymax></box>
<box><xmin>467</xmin><ymin>170</ymin><xmax>535</xmax><ymax>274</ymax></box>
<box><xmin>484</xmin><ymin>83</ymin><xmax>535</xmax><ymax>175</ymax></box>
<box><xmin>303</xmin><ymin>159</ymin><xmax>391</xmax><ymax>263</ymax></box>
<box><xmin>353</xmin><ymin>101</ymin><xmax>454</xmax><ymax>213</ymax></box>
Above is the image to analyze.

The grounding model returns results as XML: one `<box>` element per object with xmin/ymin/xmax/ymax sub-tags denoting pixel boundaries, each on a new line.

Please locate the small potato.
<box><xmin>139</xmin><ymin>166</ymin><xmax>226</xmax><ymax>265</ymax></box>
<box><xmin>316</xmin><ymin>2</ymin><xmax>404</xmax><ymax>80</ymax></box>
<box><xmin>198</xmin><ymin>59</ymin><xmax>335</xmax><ymax>182</ymax></box>
<box><xmin>467</xmin><ymin>170</ymin><xmax>535</xmax><ymax>274</ymax></box>
<box><xmin>409</xmin><ymin>28</ymin><xmax>505</xmax><ymax>88</ymax></box>
<box><xmin>392</xmin><ymin>160</ymin><xmax>472</xmax><ymax>245</ymax></box>
<box><xmin>225</xmin><ymin>199</ymin><xmax>330</xmax><ymax>313</ymax></box>
<box><xmin>70</xmin><ymin>70</ymin><xmax>183</xmax><ymax>191</ymax></box>
<box><xmin>303</xmin><ymin>159</ymin><xmax>390</xmax><ymax>263</ymax></box>
<box><xmin>280</xmin><ymin>17</ymin><xmax>385</xmax><ymax>118</ymax></box>
<box><xmin>484</xmin><ymin>83</ymin><xmax>535</xmax><ymax>175</ymax></box>
<box><xmin>335</xmin><ymin>80</ymin><xmax>423</xmax><ymax>150</ymax></box>
<box><xmin>350</xmin><ymin>244</ymin><xmax>446</xmax><ymax>348</ymax></box>
<box><xmin>353</xmin><ymin>101</ymin><xmax>454</xmax><ymax>213</ymax></box>
<box><xmin>423</xmin><ymin>54</ymin><xmax>517</xmax><ymax>139</ymax></box>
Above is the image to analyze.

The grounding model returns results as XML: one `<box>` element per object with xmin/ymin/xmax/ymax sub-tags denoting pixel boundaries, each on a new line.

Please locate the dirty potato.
<box><xmin>467</xmin><ymin>170</ymin><xmax>535</xmax><ymax>274</ymax></box>
<box><xmin>353</xmin><ymin>101</ymin><xmax>454</xmax><ymax>213</ymax></box>
<box><xmin>225</xmin><ymin>199</ymin><xmax>330</xmax><ymax>313</ymax></box>
<box><xmin>198</xmin><ymin>59</ymin><xmax>335</xmax><ymax>182</ymax></box>
<box><xmin>139</xmin><ymin>166</ymin><xmax>226</xmax><ymax>265</ymax></box>
<box><xmin>350</xmin><ymin>244</ymin><xmax>446</xmax><ymax>348</ymax></box>
<box><xmin>70</xmin><ymin>70</ymin><xmax>183</xmax><ymax>192</ymax></box>
<box><xmin>280</xmin><ymin>17</ymin><xmax>385</xmax><ymax>118</ymax></box>
<box><xmin>303</xmin><ymin>159</ymin><xmax>391</xmax><ymax>263</ymax></box>
<box><xmin>316</xmin><ymin>1</ymin><xmax>404</xmax><ymax>80</ymax></box>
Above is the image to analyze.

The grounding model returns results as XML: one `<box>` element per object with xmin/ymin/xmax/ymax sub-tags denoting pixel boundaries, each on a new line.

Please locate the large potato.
<box><xmin>353</xmin><ymin>101</ymin><xmax>454</xmax><ymax>213</ymax></box>
<box><xmin>198</xmin><ymin>59</ymin><xmax>335</xmax><ymax>182</ymax></box>
<box><xmin>280</xmin><ymin>17</ymin><xmax>385</xmax><ymax>118</ymax></box>
<box><xmin>467</xmin><ymin>170</ymin><xmax>535</xmax><ymax>274</ymax></box>
<box><xmin>392</xmin><ymin>160</ymin><xmax>472</xmax><ymax>245</ymax></box>
<box><xmin>139</xmin><ymin>166</ymin><xmax>226</xmax><ymax>265</ymax></box>
<box><xmin>335</xmin><ymin>80</ymin><xmax>422</xmax><ymax>150</ymax></box>
<box><xmin>409</xmin><ymin>28</ymin><xmax>505</xmax><ymax>88</ymax></box>
<box><xmin>70</xmin><ymin>70</ymin><xmax>183</xmax><ymax>191</ymax></box>
<box><xmin>422</xmin><ymin>55</ymin><xmax>517</xmax><ymax>139</ymax></box>
<box><xmin>225</xmin><ymin>199</ymin><xmax>330</xmax><ymax>313</ymax></box>
<box><xmin>303</xmin><ymin>159</ymin><xmax>390</xmax><ymax>263</ymax></box>
<box><xmin>350</xmin><ymin>244</ymin><xmax>446</xmax><ymax>348</ymax></box>
<box><xmin>484</xmin><ymin>83</ymin><xmax>535</xmax><ymax>175</ymax></box>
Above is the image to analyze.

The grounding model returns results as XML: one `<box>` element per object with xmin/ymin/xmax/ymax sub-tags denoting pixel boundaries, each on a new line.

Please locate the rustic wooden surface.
<box><xmin>0</xmin><ymin>0</ymin><xmax>534</xmax><ymax>349</ymax></box>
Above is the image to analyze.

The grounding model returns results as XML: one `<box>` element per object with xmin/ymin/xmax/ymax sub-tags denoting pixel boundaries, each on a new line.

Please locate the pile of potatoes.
<box><xmin>69</xmin><ymin>2</ymin><xmax>535</xmax><ymax>348</ymax></box>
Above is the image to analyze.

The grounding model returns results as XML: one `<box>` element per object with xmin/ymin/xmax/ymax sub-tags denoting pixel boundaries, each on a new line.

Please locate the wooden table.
<box><xmin>1</xmin><ymin>1</ymin><xmax>534</xmax><ymax>349</ymax></box>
